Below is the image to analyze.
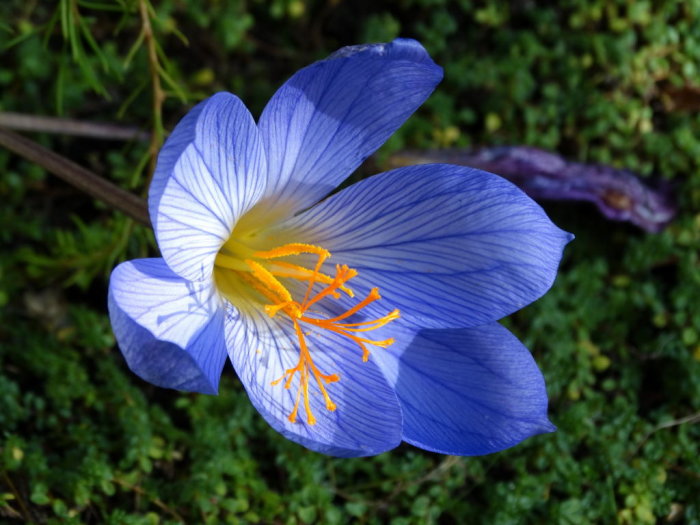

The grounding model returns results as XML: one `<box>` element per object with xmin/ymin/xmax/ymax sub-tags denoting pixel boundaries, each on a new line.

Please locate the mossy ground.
<box><xmin>1</xmin><ymin>1</ymin><xmax>699</xmax><ymax>523</ymax></box>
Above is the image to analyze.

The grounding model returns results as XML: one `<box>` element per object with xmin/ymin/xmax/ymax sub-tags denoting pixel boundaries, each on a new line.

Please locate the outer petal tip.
<box><xmin>258</xmin><ymin>38</ymin><xmax>443</xmax><ymax>217</ymax></box>
<box><xmin>541</xmin><ymin>419</ymin><xmax>557</xmax><ymax>434</ymax></box>
<box><xmin>373</xmin><ymin>323</ymin><xmax>554</xmax><ymax>456</ymax></box>
<box><xmin>328</xmin><ymin>38</ymin><xmax>443</xmax><ymax>76</ymax></box>
<box><xmin>329</xmin><ymin>37</ymin><xmax>444</xmax><ymax>89</ymax></box>
<box><xmin>108</xmin><ymin>289</ymin><xmax>221</xmax><ymax>395</ymax></box>
<box><xmin>108</xmin><ymin>258</ymin><xmax>228</xmax><ymax>395</ymax></box>
<box><xmin>389</xmin><ymin>38</ymin><xmax>444</xmax><ymax>73</ymax></box>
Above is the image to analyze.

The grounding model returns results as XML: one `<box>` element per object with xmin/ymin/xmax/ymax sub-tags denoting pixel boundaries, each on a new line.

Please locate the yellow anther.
<box><xmin>253</xmin><ymin>243</ymin><xmax>331</xmax><ymax>260</ymax></box>
<box><xmin>244</xmin><ymin>259</ymin><xmax>293</xmax><ymax>305</ymax></box>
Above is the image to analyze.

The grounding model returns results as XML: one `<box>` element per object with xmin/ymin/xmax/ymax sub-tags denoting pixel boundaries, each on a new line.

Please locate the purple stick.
<box><xmin>388</xmin><ymin>146</ymin><xmax>676</xmax><ymax>233</ymax></box>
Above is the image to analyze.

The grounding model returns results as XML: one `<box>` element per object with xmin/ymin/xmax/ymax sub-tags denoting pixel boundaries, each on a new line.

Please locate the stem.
<box><xmin>0</xmin><ymin>128</ymin><xmax>151</xmax><ymax>227</ymax></box>
<box><xmin>1</xmin><ymin>471</ymin><xmax>31</xmax><ymax>523</ymax></box>
<box><xmin>138</xmin><ymin>0</ymin><xmax>165</xmax><ymax>180</ymax></box>
<box><xmin>0</xmin><ymin>112</ymin><xmax>150</xmax><ymax>141</ymax></box>
<box><xmin>629</xmin><ymin>411</ymin><xmax>700</xmax><ymax>458</ymax></box>
<box><xmin>113</xmin><ymin>478</ymin><xmax>184</xmax><ymax>522</ymax></box>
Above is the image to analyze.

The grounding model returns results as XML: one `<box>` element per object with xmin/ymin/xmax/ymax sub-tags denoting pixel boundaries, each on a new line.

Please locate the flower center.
<box><xmin>214</xmin><ymin>241</ymin><xmax>399</xmax><ymax>425</ymax></box>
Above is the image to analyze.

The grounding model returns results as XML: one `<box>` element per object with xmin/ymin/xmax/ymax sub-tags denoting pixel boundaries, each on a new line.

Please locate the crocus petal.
<box><xmin>256</xmin><ymin>38</ymin><xmax>443</xmax><ymax>221</ymax></box>
<box><xmin>372</xmin><ymin>323</ymin><xmax>554</xmax><ymax>455</ymax></box>
<box><xmin>225</xmin><ymin>307</ymin><xmax>403</xmax><ymax>457</ymax></box>
<box><xmin>150</xmin><ymin>92</ymin><xmax>267</xmax><ymax>281</ymax></box>
<box><xmin>149</xmin><ymin>98</ymin><xmax>207</xmax><ymax>223</ymax></box>
<box><xmin>274</xmin><ymin>164</ymin><xmax>572</xmax><ymax>329</ymax></box>
<box><xmin>108</xmin><ymin>258</ymin><xmax>227</xmax><ymax>394</ymax></box>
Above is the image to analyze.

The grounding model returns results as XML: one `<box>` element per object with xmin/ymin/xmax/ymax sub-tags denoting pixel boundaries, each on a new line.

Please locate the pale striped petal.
<box><xmin>150</xmin><ymin>93</ymin><xmax>267</xmax><ymax>281</ymax></box>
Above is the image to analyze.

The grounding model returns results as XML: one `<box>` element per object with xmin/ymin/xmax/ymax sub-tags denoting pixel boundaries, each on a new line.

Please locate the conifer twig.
<box><xmin>1</xmin><ymin>471</ymin><xmax>31</xmax><ymax>523</ymax></box>
<box><xmin>138</xmin><ymin>0</ymin><xmax>165</xmax><ymax>179</ymax></box>
<box><xmin>629</xmin><ymin>411</ymin><xmax>700</xmax><ymax>457</ymax></box>
<box><xmin>113</xmin><ymin>477</ymin><xmax>184</xmax><ymax>522</ymax></box>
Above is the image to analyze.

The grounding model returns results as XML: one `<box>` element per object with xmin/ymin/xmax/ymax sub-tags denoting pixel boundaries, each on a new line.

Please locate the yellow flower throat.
<box><xmin>214</xmin><ymin>240</ymin><xmax>399</xmax><ymax>425</ymax></box>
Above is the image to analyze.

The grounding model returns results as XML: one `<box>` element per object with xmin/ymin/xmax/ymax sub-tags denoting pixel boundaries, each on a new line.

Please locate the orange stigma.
<box><xmin>215</xmin><ymin>242</ymin><xmax>398</xmax><ymax>425</ymax></box>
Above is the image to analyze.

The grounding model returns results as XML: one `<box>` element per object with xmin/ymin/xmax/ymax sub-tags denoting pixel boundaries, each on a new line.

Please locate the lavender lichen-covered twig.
<box><xmin>388</xmin><ymin>146</ymin><xmax>676</xmax><ymax>233</ymax></box>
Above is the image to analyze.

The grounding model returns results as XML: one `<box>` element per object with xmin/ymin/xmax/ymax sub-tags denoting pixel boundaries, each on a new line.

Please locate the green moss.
<box><xmin>1</xmin><ymin>0</ymin><xmax>699</xmax><ymax>523</ymax></box>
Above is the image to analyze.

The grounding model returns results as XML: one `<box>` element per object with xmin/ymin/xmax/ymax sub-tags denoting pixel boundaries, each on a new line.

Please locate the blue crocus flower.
<box><xmin>108</xmin><ymin>38</ymin><xmax>572</xmax><ymax>457</ymax></box>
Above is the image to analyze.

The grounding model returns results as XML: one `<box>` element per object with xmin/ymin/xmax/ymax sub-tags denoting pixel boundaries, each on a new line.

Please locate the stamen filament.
<box><xmin>288</xmin><ymin>377</ymin><xmax>302</xmax><ymax>423</ymax></box>
<box><xmin>294</xmin><ymin>320</ymin><xmax>337</xmax><ymax>415</ymax></box>
<box><xmin>268</xmin><ymin>261</ymin><xmax>354</xmax><ymax>297</ymax></box>
<box><xmin>330</xmin><ymin>309</ymin><xmax>401</xmax><ymax>331</ymax></box>
<box><xmin>302</xmin><ymin>365</ymin><xmax>315</xmax><ymax>425</ymax></box>
<box><xmin>220</xmin><ymin>241</ymin><xmax>398</xmax><ymax>425</ymax></box>
<box><xmin>304</xmin><ymin>265</ymin><xmax>357</xmax><ymax>310</ymax></box>
<box><xmin>323</xmin><ymin>288</ymin><xmax>382</xmax><ymax>323</ymax></box>
<box><xmin>302</xmin><ymin>248</ymin><xmax>329</xmax><ymax>306</ymax></box>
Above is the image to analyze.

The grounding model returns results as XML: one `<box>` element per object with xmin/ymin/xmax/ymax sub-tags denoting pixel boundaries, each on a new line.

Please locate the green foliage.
<box><xmin>1</xmin><ymin>0</ymin><xmax>699</xmax><ymax>523</ymax></box>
